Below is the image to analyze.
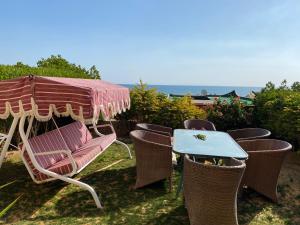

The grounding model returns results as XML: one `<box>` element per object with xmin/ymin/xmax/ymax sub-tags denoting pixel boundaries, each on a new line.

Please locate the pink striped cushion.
<box><xmin>26</xmin><ymin>128</ymin><xmax>69</xmax><ymax>169</ymax></box>
<box><xmin>59</xmin><ymin>121</ymin><xmax>93</xmax><ymax>152</ymax></box>
<box><xmin>78</xmin><ymin>133</ymin><xmax>116</xmax><ymax>151</ymax></box>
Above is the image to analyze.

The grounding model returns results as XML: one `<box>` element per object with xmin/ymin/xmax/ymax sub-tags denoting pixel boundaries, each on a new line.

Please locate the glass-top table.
<box><xmin>173</xmin><ymin>129</ymin><xmax>248</xmax><ymax>159</ymax></box>
<box><xmin>173</xmin><ymin>129</ymin><xmax>248</xmax><ymax>197</ymax></box>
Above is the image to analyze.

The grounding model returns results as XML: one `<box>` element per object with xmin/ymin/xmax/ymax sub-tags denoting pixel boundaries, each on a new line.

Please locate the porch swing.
<box><xmin>0</xmin><ymin>75</ymin><xmax>132</xmax><ymax>208</ymax></box>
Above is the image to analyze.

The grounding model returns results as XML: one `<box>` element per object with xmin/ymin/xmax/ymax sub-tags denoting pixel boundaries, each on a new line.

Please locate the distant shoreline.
<box><xmin>121</xmin><ymin>84</ymin><xmax>262</xmax><ymax>97</ymax></box>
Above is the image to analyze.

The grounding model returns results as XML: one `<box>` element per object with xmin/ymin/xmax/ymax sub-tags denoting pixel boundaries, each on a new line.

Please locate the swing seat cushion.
<box><xmin>23</xmin><ymin>121</ymin><xmax>116</xmax><ymax>182</ymax></box>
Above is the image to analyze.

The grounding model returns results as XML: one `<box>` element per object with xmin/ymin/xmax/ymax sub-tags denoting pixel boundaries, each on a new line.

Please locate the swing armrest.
<box><xmin>33</xmin><ymin>149</ymin><xmax>77</xmax><ymax>174</ymax></box>
<box><xmin>33</xmin><ymin>149</ymin><xmax>71</xmax><ymax>156</ymax></box>
<box><xmin>89</xmin><ymin>124</ymin><xmax>115</xmax><ymax>134</ymax></box>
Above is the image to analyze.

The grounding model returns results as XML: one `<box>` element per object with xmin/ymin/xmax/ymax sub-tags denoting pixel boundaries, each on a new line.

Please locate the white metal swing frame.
<box><xmin>0</xmin><ymin>117</ymin><xmax>19</xmax><ymax>168</ymax></box>
<box><xmin>0</xmin><ymin>114</ymin><xmax>132</xmax><ymax>209</ymax></box>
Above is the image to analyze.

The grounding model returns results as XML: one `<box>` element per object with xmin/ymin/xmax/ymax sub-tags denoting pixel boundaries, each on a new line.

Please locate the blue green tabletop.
<box><xmin>173</xmin><ymin>129</ymin><xmax>248</xmax><ymax>159</ymax></box>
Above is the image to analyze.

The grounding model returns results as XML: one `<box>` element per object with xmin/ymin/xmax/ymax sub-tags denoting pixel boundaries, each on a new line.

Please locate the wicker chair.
<box><xmin>184</xmin><ymin>119</ymin><xmax>216</xmax><ymax>131</ymax></box>
<box><xmin>130</xmin><ymin>130</ymin><xmax>173</xmax><ymax>190</ymax></box>
<box><xmin>238</xmin><ymin>139</ymin><xmax>292</xmax><ymax>202</ymax></box>
<box><xmin>184</xmin><ymin>155</ymin><xmax>245</xmax><ymax>225</ymax></box>
<box><xmin>227</xmin><ymin>128</ymin><xmax>271</xmax><ymax>141</ymax></box>
<box><xmin>135</xmin><ymin>123</ymin><xmax>172</xmax><ymax>136</ymax></box>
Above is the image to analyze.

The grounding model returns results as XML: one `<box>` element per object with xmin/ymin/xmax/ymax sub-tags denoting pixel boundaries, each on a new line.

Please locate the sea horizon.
<box><xmin>121</xmin><ymin>84</ymin><xmax>262</xmax><ymax>97</ymax></box>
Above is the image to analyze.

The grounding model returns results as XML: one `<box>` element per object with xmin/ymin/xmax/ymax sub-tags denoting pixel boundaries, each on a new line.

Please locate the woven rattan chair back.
<box><xmin>183</xmin><ymin>119</ymin><xmax>216</xmax><ymax>131</ymax></box>
<box><xmin>184</xmin><ymin>155</ymin><xmax>245</xmax><ymax>225</ymax></box>
<box><xmin>135</xmin><ymin>123</ymin><xmax>172</xmax><ymax>136</ymax></box>
<box><xmin>130</xmin><ymin>130</ymin><xmax>173</xmax><ymax>190</ymax></box>
<box><xmin>227</xmin><ymin>128</ymin><xmax>271</xmax><ymax>141</ymax></box>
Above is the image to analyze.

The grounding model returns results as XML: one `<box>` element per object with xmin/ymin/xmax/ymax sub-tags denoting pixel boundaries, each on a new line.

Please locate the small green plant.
<box><xmin>0</xmin><ymin>180</ymin><xmax>22</xmax><ymax>219</ymax></box>
<box><xmin>193</xmin><ymin>134</ymin><xmax>206</xmax><ymax>141</ymax></box>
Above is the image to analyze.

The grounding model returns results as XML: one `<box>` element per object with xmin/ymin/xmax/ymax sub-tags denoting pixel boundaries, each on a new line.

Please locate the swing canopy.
<box><xmin>0</xmin><ymin>75</ymin><xmax>130</xmax><ymax>123</ymax></box>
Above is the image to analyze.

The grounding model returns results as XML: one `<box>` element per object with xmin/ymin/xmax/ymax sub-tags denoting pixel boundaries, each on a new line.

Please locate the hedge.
<box><xmin>254</xmin><ymin>81</ymin><xmax>300</xmax><ymax>148</ymax></box>
<box><xmin>117</xmin><ymin>81</ymin><xmax>206</xmax><ymax>129</ymax></box>
<box><xmin>0</xmin><ymin>65</ymin><xmax>92</xmax><ymax>80</ymax></box>
<box><xmin>207</xmin><ymin>97</ymin><xmax>254</xmax><ymax>131</ymax></box>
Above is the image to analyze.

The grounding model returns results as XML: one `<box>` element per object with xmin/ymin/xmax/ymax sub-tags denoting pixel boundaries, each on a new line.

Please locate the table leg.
<box><xmin>175</xmin><ymin>155</ymin><xmax>184</xmax><ymax>197</ymax></box>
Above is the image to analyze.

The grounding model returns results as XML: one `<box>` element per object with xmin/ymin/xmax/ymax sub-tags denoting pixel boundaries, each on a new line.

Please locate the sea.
<box><xmin>121</xmin><ymin>84</ymin><xmax>262</xmax><ymax>97</ymax></box>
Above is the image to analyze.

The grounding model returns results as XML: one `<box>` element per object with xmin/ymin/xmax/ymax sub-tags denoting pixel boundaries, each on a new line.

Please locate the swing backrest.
<box><xmin>59</xmin><ymin>121</ymin><xmax>93</xmax><ymax>152</ymax></box>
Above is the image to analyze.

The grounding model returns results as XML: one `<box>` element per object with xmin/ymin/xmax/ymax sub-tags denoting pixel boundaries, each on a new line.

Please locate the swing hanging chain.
<box><xmin>51</xmin><ymin>117</ymin><xmax>72</xmax><ymax>152</ymax></box>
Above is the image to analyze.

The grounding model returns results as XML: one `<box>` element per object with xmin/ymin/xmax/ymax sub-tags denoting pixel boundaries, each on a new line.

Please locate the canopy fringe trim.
<box><xmin>0</xmin><ymin>97</ymin><xmax>130</xmax><ymax>124</ymax></box>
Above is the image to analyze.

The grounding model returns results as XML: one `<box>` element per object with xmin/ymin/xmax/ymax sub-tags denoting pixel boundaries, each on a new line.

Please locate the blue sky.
<box><xmin>0</xmin><ymin>0</ymin><xmax>299</xmax><ymax>86</ymax></box>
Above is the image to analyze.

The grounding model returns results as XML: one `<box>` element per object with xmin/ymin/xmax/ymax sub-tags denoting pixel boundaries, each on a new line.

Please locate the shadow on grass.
<box><xmin>237</xmin><ymin>188</ymin><xmax>293</xmax><ymax>225</ymax></box>
<box><xmin>238</xmin><ymin>189</ymin><xmax>267</xmax><ymax>225</ymax></box>
<box><xmin>53</xmin><ymin>166</ymin><xmax>171</xmax><ymax>217</ymax></box>
<box><xmin>0</xmin><ymin>160</ymin><xmax>65</xmax><ymax>223</ymax></box>
<box><xmin>144</xmin><ymin>205</ymin><xmax>189</xmax><ymax>225</ymax></box>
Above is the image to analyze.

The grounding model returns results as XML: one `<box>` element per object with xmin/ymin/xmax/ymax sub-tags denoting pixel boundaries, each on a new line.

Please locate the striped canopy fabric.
<box><xmin>0</xmin><ymin>75</ymin><xmax>130</xmax><ymax>123</ymax></box>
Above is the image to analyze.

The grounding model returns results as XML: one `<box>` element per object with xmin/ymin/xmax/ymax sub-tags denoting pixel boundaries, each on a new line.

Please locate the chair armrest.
<box><xmin>247</xmin><ymin>149</ymin><xmax>291</xmax><ymax>154</ymax></box>
<box><xmin>147</xmin><ymin>128</ymin><xmax>171</xmax><ymax>137</ymax></box>
<box><xmin>150</xmin><ymin>140</ymin><xmax>172</xmax><ymax>149</ymax></box>
<box><xmin>33</xmin><ymin>149</ymin><xmax>77</xmax><ymax>174</ymax></box>
<box><xmin>145</xmin><ymin>131</ymin><xmax>172</xmax><ymax>146</ymax></box>
<box><xmin>161</xmin><ymin>126</ymin><xmax>173</xmax><ymax>134</ymax></box>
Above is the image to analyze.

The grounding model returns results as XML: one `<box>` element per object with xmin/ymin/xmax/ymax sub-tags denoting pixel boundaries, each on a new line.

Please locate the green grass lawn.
<box><xmin>0</xmin><ymin>141</ymin><xmax>299</xmax><ymax>225</ymax></box>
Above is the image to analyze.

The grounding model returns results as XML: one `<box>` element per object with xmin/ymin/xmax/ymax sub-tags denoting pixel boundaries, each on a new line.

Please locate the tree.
<box><xmin>15</xmin><ymin>62</ymin><xmax>30</xmax><ymax>68</ymax></box>
<box><xmin>37</xmin><ymin>55</ymin><xmax>101</xmax><ymax>79</ymax></box>
<box><xmin>279</xmin><ymin>79</ymin><xmax>288</xmax><ymax>90</ymax></box>
<box><xmin>262</xmin><ymin>81</ymin><xmax>275</xmax><ymax>92</ymax></box>
<box><xmin>291</xmin><ymin>82</ymin><xmax>300</xmax><ymax>92</ymax></box>
<box><xmin>37</xmin><ymin>55</ymin><xmax>72</xmax><ymax>69</ymax></box>
<box><xmin>88</xmin><ymin>65</ymin><xmax>100</xmax><ymax>79</ymax></box>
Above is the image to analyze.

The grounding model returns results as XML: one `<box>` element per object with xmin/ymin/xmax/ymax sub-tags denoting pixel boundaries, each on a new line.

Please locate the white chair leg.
<box><xmin>115</xmin><ymin>139</ymin><xmax>132</xmax><ymax>159</ymax></box>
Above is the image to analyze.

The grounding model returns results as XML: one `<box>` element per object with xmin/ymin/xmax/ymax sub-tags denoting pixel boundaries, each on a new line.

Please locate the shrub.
<box><xmin>207</xmin><ymin>97</ymin><xmax>254</xmax><ymax>131</ymax></box>
<box><xmin>152</xmin><ymin>95</ymin><xmax>206</xmax><ymax>128</ymax></box>
<box><xmin>118</xmin><ymin>81</ymin><xmax>206</xmax><ymax>129</ymax></box>
<box><xmin>254</xmin><ymin>81</ymin><xmax>300</xmax><ymax>147</ymax></box>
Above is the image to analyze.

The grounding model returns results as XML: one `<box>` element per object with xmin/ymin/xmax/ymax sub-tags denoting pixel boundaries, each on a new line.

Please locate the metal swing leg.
<box><xmin>114</xmin><ymin>139</ymin><xmax>132</xmax><ymax>159</ymax></box>
<box><xmin>0</xmin><ymin>116</ymin><xmax>19</xmax><ymax>168</ymax></box>
<box><xmin>92</xmin><ymin>120</ymin><xmax>132</xmax><ymax>159</ymax></box>
<box><xmin>53</xmin><ymin>174</ymin><xmax>103</xmax><ymax>208</ymax></box>
<box><xmin>107</xmin><ymin>120</ymin><xmax>132</xmax><ymax>159</ymax></box>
